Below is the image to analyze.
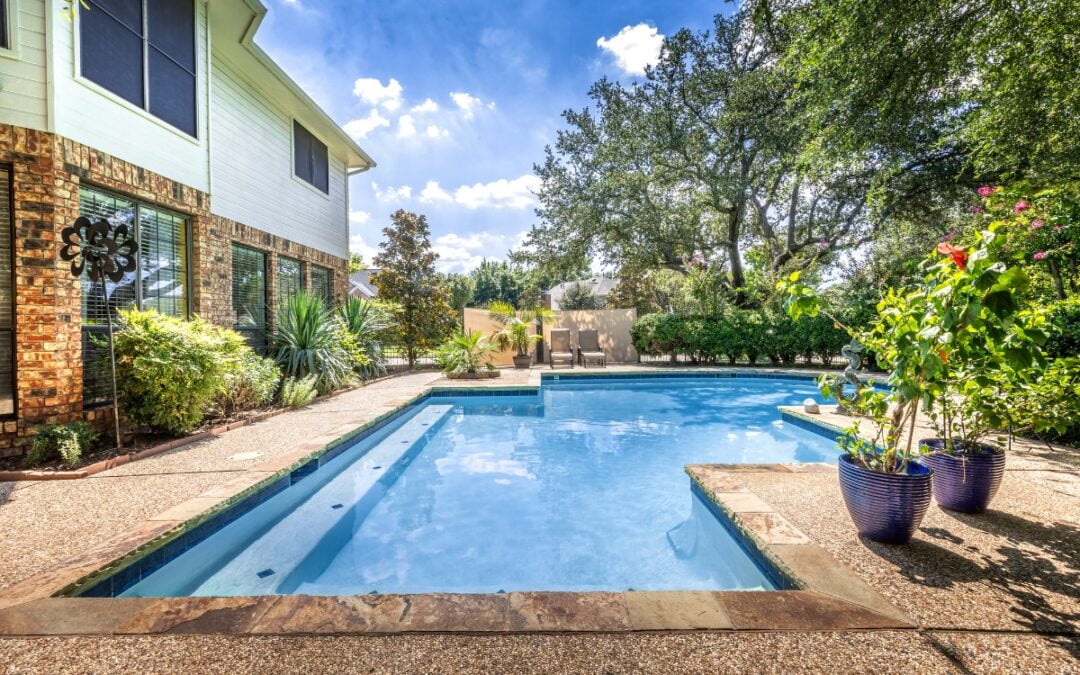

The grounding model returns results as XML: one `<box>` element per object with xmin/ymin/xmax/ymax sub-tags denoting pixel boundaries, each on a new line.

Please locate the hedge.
<box><xmin>631</xmin><ymin>311</ymin><xmax>850</xmax><ymax>365</ymax></box>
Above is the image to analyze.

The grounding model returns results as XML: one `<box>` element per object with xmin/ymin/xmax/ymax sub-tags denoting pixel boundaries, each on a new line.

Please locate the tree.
<box><xmin>559</xmin><ymin>282</ymin><xmax>606</xmax><ymax>310</ymax></box>
<box><xmin>372</xmin><ymin>210</ymin><xmax>457</xmax><ymax>366</ymax></box>
<box><xmin>469</xmin><ymin>259</ymin><xmax>525</xmax><ymax>308</ymax></box>
<box><xmin>519</xmin><ymin>10</ymin><xmax>960</xmax><ymax>307</ymax></box>
<box><xmin>445</xmin><ymin>273</ymin><xmax>475</xmax><ymax>313</ymax></box>
<box><xmin>348</xmin><ymin>252</ymin><xmax>365</xmax><ymax>274</ymax></box>
<box><xmin>757</xmin><ymin>0</ymin><xmax>1080</xmax><ymax>184</ymax></box>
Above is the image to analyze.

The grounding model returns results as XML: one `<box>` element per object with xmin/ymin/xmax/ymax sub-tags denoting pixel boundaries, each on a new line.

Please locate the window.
<box><xmin>0</xmin><ymin>0</ymin><xmax>10</xmax><ymax>51</ymax></box>
<box><xmin>80</xmin><ymin>0</ymin><xmax>197</xmax><ymax>136</ymax></box>
<box><xmin>310</xmin><ymin>265</ymin><xmax>332</xmax><ymax>304</ymax></box>
<box><xmin>79</xmin><ymin>186</ymin><xmax>190</xmax><ymax>404</ymax></box>
<box><xmin>293</xmin><ymin>121</ymin><xmax>329</xmax><ymax>193</ymax></box>
<box><xmin>0</xmin><ymin>167</ymin><xmax>13</xmax><ymax>416</ymax></box>
<box><xmin>277</xmin><ymin>256</ymin><xmax>303</xmax><ymax>305</ymax></box>
<box><xmin>232</xmin><ymin>245</ymin><xmax>267</xmax><ymax>352</ymax></box>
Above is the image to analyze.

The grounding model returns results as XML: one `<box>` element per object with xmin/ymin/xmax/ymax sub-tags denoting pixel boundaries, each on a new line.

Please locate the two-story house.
<box><xmin>0</xmin><ymin>0</ymin><xmax>374</xmax><ymax>455</ymax></box>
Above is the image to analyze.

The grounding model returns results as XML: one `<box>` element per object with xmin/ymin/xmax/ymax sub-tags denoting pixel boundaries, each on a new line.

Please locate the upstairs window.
<box><xmin>80</xmin><ymin>0</ymin><xmax>197</xmax><ymax>137</ymax></box>
<box><xmin>293</xmin><ymin>121</ymin><xmax>329</xmax><ymax>193</ymax></box>
<box><xmin>0</xmin><ymin>0</ymin><xmax>10</xmax><ymax>51</ymax></box>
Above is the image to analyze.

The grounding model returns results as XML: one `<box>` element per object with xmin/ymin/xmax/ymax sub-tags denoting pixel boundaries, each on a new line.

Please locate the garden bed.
<box><xmin>0</xmin><ymin>381</ymin><xmax>375</xmax><ymax>481</ymax></box>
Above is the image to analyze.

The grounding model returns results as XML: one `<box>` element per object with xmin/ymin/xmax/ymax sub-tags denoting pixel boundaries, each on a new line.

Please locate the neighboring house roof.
<box><xmin>545</xmin><ymin>277</ymin><xmax>620</xmax><ymax>310</ymax></box>
<box><xmin>349</xmin><ymin>269</ymin><xmax>380</xmax><ymax>298</ymax></box>
<box><xmin>212</xmin><ymin>0</ymin><xmax>375</xmax><ymax>171</ymax></box>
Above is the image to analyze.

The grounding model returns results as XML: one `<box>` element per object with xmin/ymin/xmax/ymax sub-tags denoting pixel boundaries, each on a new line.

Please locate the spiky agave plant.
<box><xmin>272</xmin><ymin>292</ymin><xmax>355</xmax><ymax>393</ymax></box>
<box><xmin>337</xmin><ymin>297</ymin><xmax>388</xmax><ymax>380</ymax></box>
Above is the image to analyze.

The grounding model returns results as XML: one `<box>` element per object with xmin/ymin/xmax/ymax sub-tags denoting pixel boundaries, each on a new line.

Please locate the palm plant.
<box><xmin>337</xmin><ymin>297</ymin><xmax>388</xmax><ymax>380</ymax></box>
<box><xmin>435</xmin><ymin>329</ymin><xmax>499</xmax><ymax>374</ymax></box>
<box><xmin>272</xmin><ymin>292</ymin><xmax>354</xmax><ymax>393</ymax></box>
<box><xmin>488</xmin><ymin>301</ymin><xmax>554</xmax><ymax>362</ymax></box>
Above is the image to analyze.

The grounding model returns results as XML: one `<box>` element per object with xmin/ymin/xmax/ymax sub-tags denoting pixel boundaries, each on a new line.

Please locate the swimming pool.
<box><xmin>110</xmin><ymin>375</ymin><xmax>837</xmax><ymax>598</ymax></box>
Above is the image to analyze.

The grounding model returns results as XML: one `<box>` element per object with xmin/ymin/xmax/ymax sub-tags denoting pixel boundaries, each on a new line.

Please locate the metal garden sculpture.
<box><xmin>60</xmin><ymin>216</ymin><xmax>138</xmax><ymax>449</ymax></box>
<box><xmin>835</xmin><ymin>340</ymin><xmax>868</xmax><ymax>414</ymax></box>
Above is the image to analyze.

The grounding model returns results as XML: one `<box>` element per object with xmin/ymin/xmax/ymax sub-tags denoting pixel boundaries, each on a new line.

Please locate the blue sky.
<box><xmin>257</xmin><ymin>0</ymin><xmax>722</xmax><ymax>272</ymax></box>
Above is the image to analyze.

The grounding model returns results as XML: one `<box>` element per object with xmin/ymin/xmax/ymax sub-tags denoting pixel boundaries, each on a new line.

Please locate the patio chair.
<box><xmin>548</xmin><ymin>328</ymin><xmax>574</xmax><ymax>369</ymax></box>
<box><xmin>577</xmin><ymin>329</ymin><xmax>607</xmax><ymax>368</ymax></box>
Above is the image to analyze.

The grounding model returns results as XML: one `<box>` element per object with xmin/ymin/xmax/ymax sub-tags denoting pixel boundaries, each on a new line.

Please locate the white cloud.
<box><xmin>449</xmin><ymin>91</ymin><xmax>492</xmax><ymax>119</ymax></box>
<box><xmin>352</xmin><ymin>77</ymin><xmax>404</xmax><ymax>111</ymax></box>
<box><xmin>348</xmin><ymin>232</ymin><xmax>380</xmax><ymax>264</ymax></box>
<box><xmin>597</xmin><ymin>23</ymin><xmax>664</xmax><ymax>75</ymax></box>
<box><xmin>343</xmin><ymin>109</ymin><xmax>390</xmax><ymax>139</ymax></box>
<box><xmin>348</xmin><ymin>210</ymin><xmax>371</xmax><ymax>224</ymax></box>
<box><xmin>371</xmin><ymin>182</ymin><xmax>412</xmax><ymax>203</ymax></box>
<box><xmin>411</xmin><ymin>98</ymin><xmax>439</xmax><ymax>114</ymax></box>
<box><xmin>419</xmin><ymin>180</ymin><xmax>454</xmax><ymax>204</ymax></box>
<box><xmin>453</xmin><ymin>174</ymin><xmax>542</xmax><ymax>209</ymax></box>
<box><xmin>396</xmin><ymin>114</ymin><xmax>417</xmax><ymax>138</ymax></box>
<box><xmin>425</xmin><ymin>124</ymin><xmax>449</xmax><ymax>139</ymax></box>
<box><xmin>432</xmin><ymin>231</ymin><xmax>529</xmax><ymax>273</ymax></box>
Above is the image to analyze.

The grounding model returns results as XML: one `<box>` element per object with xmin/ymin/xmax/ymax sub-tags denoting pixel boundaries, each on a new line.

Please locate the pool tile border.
<box><xmin>0</xmin><ymin>372</ymin><xmax>915</xmax><ymax>634</ymax></box>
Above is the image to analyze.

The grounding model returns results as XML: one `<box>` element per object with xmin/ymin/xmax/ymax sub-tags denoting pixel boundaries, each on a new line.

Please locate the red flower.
<box><xmin>936</xmin><ymin>242</ymin><xmax>968</xmax><ymax>270</ymax></box>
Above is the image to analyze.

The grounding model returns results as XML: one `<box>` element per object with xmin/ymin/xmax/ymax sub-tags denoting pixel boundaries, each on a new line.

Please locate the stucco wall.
<box><xmin>462</xmin><ymin>307</ymin><xmax>538</xmax><ymax>367</ymax></box>
<box><xmin>541</xmin><ymin>309</ymin><xmax>639</xmax><ymax>364</ymax></box>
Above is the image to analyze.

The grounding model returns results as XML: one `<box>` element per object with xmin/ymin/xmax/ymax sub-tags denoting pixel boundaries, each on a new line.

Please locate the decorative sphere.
<box><xmin>803</xmin><ymin>399</ymin><xmax>820</xmax><ymax>414</ymax></box>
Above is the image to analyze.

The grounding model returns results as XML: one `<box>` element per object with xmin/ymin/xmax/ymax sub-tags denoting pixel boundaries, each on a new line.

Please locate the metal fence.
<box><xmin>381</xmin><ymin>344</ymin><xmax>439</xmax><ymax>371</ymax></box>
<box><xmin>636</xmin><ymin>353</ymin><xmax>842</xmax><ymax>368</ymax></box>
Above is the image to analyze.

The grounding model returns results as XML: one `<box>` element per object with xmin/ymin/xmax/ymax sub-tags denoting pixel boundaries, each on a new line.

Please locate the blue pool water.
<box><xmin>121</xmin><ymin>377</ymin><xmax>835</xmax><ymax>597</ymax></box>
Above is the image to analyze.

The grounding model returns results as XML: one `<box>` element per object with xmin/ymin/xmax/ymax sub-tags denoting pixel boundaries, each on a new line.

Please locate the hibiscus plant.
<box><xmin>780</xmin><ymin>189</ymin><xmax>1048</xmax><ymax>471</ymax></box>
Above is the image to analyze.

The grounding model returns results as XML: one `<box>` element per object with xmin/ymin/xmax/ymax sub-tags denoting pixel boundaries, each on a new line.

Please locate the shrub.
<box><xmin>25</xmin><ymin>421</ymin><xmax>98</xmax><ymax>468</ymax></box>
<box><xmin>1044</xmin><ymin>298</ymin><xmax>1080</xmax><ymax>358</ymax></box>
<box><xmin>280</xmin><ymin>375</ymin><xmax>319</xmax><ymax>409</ymax></box>
<box><xmin>337</xmin><ymin>297</ymin><xmax>388</xmax><ymax>380</ymax></box>
<box><xmin>113</xmin><ymin>309</ymin><xmax>245</xmax><ymax>435</ymax></box>
<box><xmin>272</xmin><ymin>292</ymin><xmax>356</xmax><ymax>394</ymax></box>
<box><xmin>214</xmin><ymin>350</ymin><xmax>281</xmax><ymax>416</ymax></box>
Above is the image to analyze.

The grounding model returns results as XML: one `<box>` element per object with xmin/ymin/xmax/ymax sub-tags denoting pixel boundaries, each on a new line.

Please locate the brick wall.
<box><xmin>0</xmin><ymin>124</ymin><xmax>347</xmax><ymax>457</ymax></box>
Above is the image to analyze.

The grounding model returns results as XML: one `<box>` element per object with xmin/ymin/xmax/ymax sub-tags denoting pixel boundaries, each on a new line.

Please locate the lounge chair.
<box><xmin>548</xmin><ymin>328</ymin><xmax>574</xmax><ymax>369</ymax></box>
<box><xmin>577</xmin><ymin>329</ymin><xmax>607</xmax><ymax>368</ymax></box>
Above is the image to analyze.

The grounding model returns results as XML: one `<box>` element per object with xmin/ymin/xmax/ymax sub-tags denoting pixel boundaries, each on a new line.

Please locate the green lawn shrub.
<box><xmin>25</xmin><ymin>421</ymin><xmax>98</xmax><ymax>468</ymax></box>
<box><xmin>214</xmin><ymin>349</ymin><xmax>281</xmax><ymax>417</ymax></box>
<box><xmin>1044</xmin><ymin>297</ymin><xmax>1080</xmax><ymax>358</ymax></box>
<box><xmin>280</xmin><ymin>375</ymin><xmax>319</xmax><ymax>409</ymax></box>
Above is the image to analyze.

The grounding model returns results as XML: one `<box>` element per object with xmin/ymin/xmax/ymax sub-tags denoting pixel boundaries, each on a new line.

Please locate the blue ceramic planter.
<box><xmin>919</xmin><ymin>439</ymin><xmax>1005</xmax><ymax>514</ymax></box>
<box><xmin>837</xmin><ymin>454</ymin><xmax>933</xmax><ymax>544</ymax></box>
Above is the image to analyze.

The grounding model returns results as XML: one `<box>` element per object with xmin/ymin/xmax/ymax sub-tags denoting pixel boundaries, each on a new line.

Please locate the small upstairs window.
<box><xmin>293</xmin><ymin>121</ymin><xmax>329</xmax><ymax>193</ymax></box>
<box><xmin>80</xmin><ymin>0</ymin><xmax>197</xmax><ymax>136</ymax></box>
<box><xmin>0</xmin><ymin>0</ymin><xmax>10</xmax><ymax>51</ymax></box>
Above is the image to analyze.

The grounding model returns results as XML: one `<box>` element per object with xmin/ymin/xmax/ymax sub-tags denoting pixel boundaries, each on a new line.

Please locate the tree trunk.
<box><xmin>1048</xmin><ymin>259</ymin><xmax>1066</xmax><ymax>300</ymax></box>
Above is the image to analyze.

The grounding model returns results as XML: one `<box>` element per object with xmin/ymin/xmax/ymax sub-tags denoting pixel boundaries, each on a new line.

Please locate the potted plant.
<box><xmin>435</xmin><ymin>329</ymin><xmax>501</xmax><ymax>379</ymax></box>
<box><xmin>833</xmin><ymin>386</ymin><xmax>934</xmax><ymax>544</ymax></box>
<box><xmin>488</xmin><ymin>301</ymin><xmax>554</xmax><ymax>368</ymax></box>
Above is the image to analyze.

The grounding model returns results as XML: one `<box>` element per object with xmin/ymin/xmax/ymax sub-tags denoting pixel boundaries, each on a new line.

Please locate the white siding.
<box><xmin>209</xmin><ymin>56</ymin><xmax>348</xmax><ymax>259</ymax></box>
<box><xmin>0</xmin><ymin>0</ymin><xmax>49</xmax><ymax>130</ymax></box>
<box><xmin>48</xmin><ymin>1</ymin><xmax>210</xmax><ymax>191</ymax></box>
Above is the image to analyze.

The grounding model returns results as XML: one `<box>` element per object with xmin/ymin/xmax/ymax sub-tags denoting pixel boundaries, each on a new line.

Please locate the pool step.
<box><xmin>188</xmin><ymin>404</ymin><xmax>455</xmax><ymax>596</ymax></box>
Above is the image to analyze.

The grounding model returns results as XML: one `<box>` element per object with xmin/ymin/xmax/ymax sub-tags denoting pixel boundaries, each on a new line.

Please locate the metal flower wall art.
<box><xmin>60</xmin><ymin>216</ymin><xmax>139</xmax><ymax>449</ymax></box>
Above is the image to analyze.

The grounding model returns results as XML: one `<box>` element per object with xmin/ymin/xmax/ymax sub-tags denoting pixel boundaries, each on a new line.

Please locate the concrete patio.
<box><xmin>0</xmin><ymin>367</ymin><xmax>1077</xmax><ymax>673</ymax></box>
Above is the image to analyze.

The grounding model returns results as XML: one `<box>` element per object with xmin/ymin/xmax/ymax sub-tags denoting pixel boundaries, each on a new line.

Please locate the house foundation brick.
<box><xmin>0</xmin><ymin>124</ymin><xmax>346</xmax><ymax>457</ymax></box>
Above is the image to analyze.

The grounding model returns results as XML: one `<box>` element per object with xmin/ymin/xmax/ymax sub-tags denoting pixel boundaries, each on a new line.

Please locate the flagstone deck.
<box><xmin>0</xmin><ymin>366</ymin><xmax>1076</xmax><ymax>673</ymax></box>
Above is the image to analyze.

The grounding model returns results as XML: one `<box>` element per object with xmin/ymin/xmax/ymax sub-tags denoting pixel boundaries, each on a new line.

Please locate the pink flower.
<box><xmin>1029</xmin><ymin>219</ymin><xmax>1045</xmax><ymax>230</ymax></box>
<box><xmin>977</xmin><ymin>186</ymin><xmax>995</xmax><ymax>197</ymax></box>
<box><xmin>1014</xmin><ymin>200</ymin><xmax>1031</xmax><ymax>212</ymax></box>
<box><xmin>1033</xmin><ymin>251</ymin><xmax>1047</xmax><ymax>260</ymax></box>
<box><xmin>969</xmin><ymin>204</ymin><xmax>984</xmax><ymax>214</ymax></box>
<box><xmin>942</xmin><ymin>231</ymin><xmax>958</xmax><ymax>242</ymax></box>
<box><xmin>937</xmin><ymin>243</ymin><xmax>968</xmax><ymax>270</ymax></box>
<box><xmin>1054</xmin><ymin>225</ymin><xmax>1067</xmax><ymax>232</ymax></box>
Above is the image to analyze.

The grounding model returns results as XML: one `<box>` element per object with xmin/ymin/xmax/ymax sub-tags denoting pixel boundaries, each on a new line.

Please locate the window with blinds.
<box><xmin>0</xmin><ymin>167</ymin><xmax>13</xmax><ymax>416</ymax></box>
<box><xmin>277</xmin><ymin>256</ymin><xmax>303</xmax><ymax>305</ymax></box>
<box><xmin>293</xmin><ymin>121</ymin><xmax>329</xmax><ymax>193</ymax></box>
<box><xmin>232</xmin><ymin>245</ymin><xmax>267</xmax><ymax>352</ymax></box>
<box><xmin>310</xmin><ymin>265</ymin><xmax>332</xmax><ymax>304</ymax></box>
<box><xmin>79</xmin><ymin>186</ymin><xmax>190</xmax><ymax>404</ymax></box>
<box><xmin>80</xmin><ymin>0</ymin><xmax>197</xmax><ymax>136</ymax></box>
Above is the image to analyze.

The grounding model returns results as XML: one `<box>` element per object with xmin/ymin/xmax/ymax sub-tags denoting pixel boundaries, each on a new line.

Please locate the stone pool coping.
<box><xmin>0</xmin><ymin>375</ymin><xmax>915</xmax><ymax>635</ymax></box>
